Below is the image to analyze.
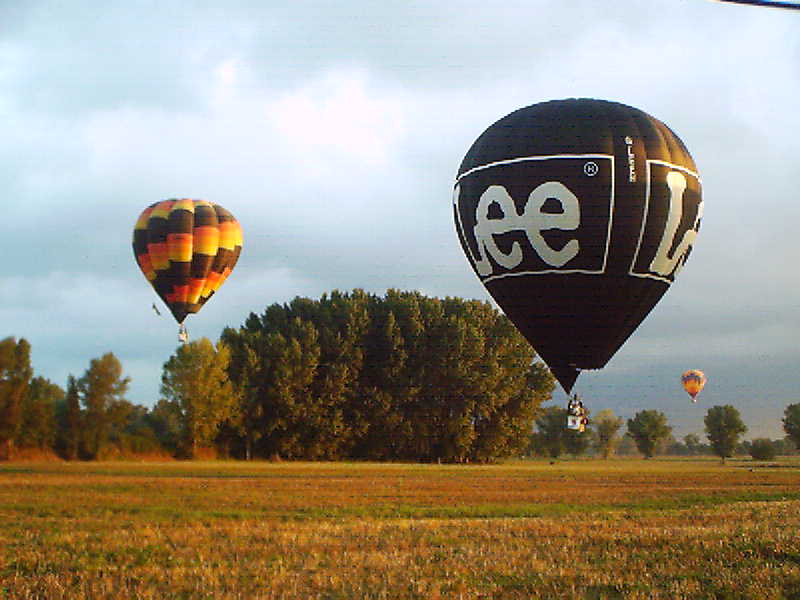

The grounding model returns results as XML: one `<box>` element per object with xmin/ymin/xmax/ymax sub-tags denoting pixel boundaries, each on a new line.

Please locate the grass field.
<box><xmin>2</xmin><ymin>458</ymin><xmax>799</xmax><ymax>599</ymax></box>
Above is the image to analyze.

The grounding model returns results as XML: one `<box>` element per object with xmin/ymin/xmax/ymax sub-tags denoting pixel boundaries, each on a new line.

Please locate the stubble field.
<box><xmin>1</xmin><ymin>458</ymin><xmax>799</xmax><ymax>599</ymax></box>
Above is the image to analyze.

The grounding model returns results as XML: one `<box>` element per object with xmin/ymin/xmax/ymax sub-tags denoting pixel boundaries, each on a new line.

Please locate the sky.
<box><xmin>1</xmin><ymin>0</ymin><xmax>798</xmax><ymax>440</ymax></box>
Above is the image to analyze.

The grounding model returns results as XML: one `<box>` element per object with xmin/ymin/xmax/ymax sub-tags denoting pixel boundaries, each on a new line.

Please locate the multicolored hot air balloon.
<box><xmin>132</xmin><ymin>199</ymin><xmax>243</xmax><ymax>338</ymax></box>
<box><xmin>453</xmin><ymin>98</ymin><xmax>703</xmax><ymax>393</ymax></box>
<box><xmin>681</xmin><ymin>369</ymin><xmax>707</xmax><ymax>402</ymax></box>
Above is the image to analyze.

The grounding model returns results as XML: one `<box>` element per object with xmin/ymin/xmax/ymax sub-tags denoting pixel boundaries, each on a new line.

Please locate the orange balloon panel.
<box><xmin>132</xmin><ymin>199</ymin><xmax>242</xmax><ymax>324</ymax></box>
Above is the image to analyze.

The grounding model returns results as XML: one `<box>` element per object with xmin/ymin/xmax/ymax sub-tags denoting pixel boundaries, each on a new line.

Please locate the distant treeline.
<box><xmin>2</xmin><ymin>289</ymin><xmax>800</xmax><ymax>462</ymax></box>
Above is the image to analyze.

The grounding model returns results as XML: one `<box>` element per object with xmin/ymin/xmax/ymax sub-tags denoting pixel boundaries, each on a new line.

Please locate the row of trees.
<box><xmin>207</xmin><ymin>290</ymin><xmax>555</xmax><ymax>462</ymax></box>
<box><xmin>3</xmin><ymin>289</ymin><xmax>800</xmax><ymax>462</ymax></box>
<box><xmin>0</xmin><ymin>338</ymin><xmax>154</xmax><ymax>460</ymax></box>
<box><xmin>531</xmin><ymin>404</ymin><xmax>800</xmax><ymax>461</ymax></box>
<box><xmin>0</xmin><ymin>291</ymin><xmax>554</xmax><ymax>462</ymax></box>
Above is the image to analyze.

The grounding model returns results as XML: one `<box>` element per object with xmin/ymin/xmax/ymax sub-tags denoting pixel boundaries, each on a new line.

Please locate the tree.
<box><xmin>220</xmin><ymin>327</ymin><xmax>263</xmax><ymax>460</ymax></box>
<box><xmin>354</xmin><ymin>306</ymin><xmax>411</xmax><ymax>460</ymax></box>
<box><xmin>783</xmin><ymin>403</ymin><xmax>800</xmax><ymax>451</ymax></box>
<box><xmin>17</xmin><ymin>376</ymin><xmax>62</xmax><ymax>450</ymax></box>
<box><xmin>0</xmin><ymin>337</ymin><xmax>33</xmax><ymax>459</ymax></box>
<box><xmin>663</xmin><ymin>436</ymin><xmax>688</xmax><ymax>456</ymax></box>
<box><xmin>704</xmin><ymin>405</ymin><xmax>747</xmax><ymax>461</ymax></box>
<box><xmin>161</xmin><ymin>338</ymin><xmax>238</xmax><ymax>458</ymax></box>
<box><xmin>564</xmin><ymin>425</ymin><xmax>591</xmax><ymax>457</ymax></box>
<box><xmin>593</xmin><ymin>409</ymin><xmax>624</xmax><ymax>459</ymax></box>
<box><xmin>616</xmin><ymin>433</ymin><xmax>639</xmax><ymax>456</ymax></box>
<box><xmin>255</xmin><ymin>322</ymin><xmax>320</xmax><ymax>460</ymax></box>
<box><xmin>60</xmin><ymin>376</ymin><xmax>82</xmax><ymax>460</ymax></box>
<box><xmin>749</xmin><ymin>438</ymin><xmax>777</xmax><ymax>461</ymax></box>
<box><xmin>626</xmin><ymin>410</ymin><xmax>671</xmax><ymax>459</ymax></box>
<box><xmin>775</xmin><ymin>436</ymin><xmax>800</xmax><ymax>456</ymax></box>
<box><xmin>77</xmin><ymin>353</ymin><xmax>131</xmax><ymax>459</ymax></box>
<box><xmin>683</xmin><ymin>433</ymin><xmax>704</xmax><ymax>455</ymax></box>
<box><xmin>145</xmin><ymin>399</ymin><xmax>183</xmax><ymax>455</ymax></box>
<box><xmin>230</xmin><ymin>290</ymin><xmax>554</xmax><ymax>462</ymax></box>
<box><xmin>534</xmin><ymin>406</ymin><xmax>567</xmax><ymax>459</ymax></box>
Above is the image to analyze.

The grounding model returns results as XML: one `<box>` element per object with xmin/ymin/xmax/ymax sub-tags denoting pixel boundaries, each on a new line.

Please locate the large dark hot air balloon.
<box><xmin>681</xmin><ymin>369</ymin><xmax>707</xmax><ymax>403</ymax></box>
<box><xmin>132</xmin><ymin>199</ymin><xmax>243</xmax><ymax>338</ymax></box>
<box><xmin>715</xmin><ymin>0</ymin><xmax>800</xmax><ymax>10</ymax></box>
<box><xmin>453</xmin><ymin>99</ymin><xmax>703</xmax><ymax>393</ymax></box>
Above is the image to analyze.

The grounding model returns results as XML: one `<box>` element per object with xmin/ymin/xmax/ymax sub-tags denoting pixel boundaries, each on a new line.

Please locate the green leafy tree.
<box><xmin>626</xmin><ymin>410</ymin><xmax>671</xmax><ymax>459</ymax></box>
<box><xmin>564</xmin><ymin>426</ymin><xmax>591</xmax><ymax>457</ymax></box>
<box><xmin>300</xmin><ymin>292</ymin><xmax>365</xmax><ymax>460</ymax></box>
<box><xmin>121</xmin><ymin>408</ymin><xmax>163</xmax><ymax>455</ymax></box>
<box><xmin>470</xmin><ymin>310</ymin><xmax>553</xmax><ymax>463</ymax></box>
<box><xmin>145</xmin><ymin>399</ymin><xmax>183</xmax><ymax>455</ymax></box>
<box><xmin>593</xmin><ymin>409</ymin><xmax>624</xmax><ymax>459</ymax></box>
<box><xmin>683</xmin><ymin>433</ymin><xmax>704</xmax><ymax>455</ymax></box>
<box><xmin>749</xmin><ymin>438</ymin><xmax>776</xmax><ymax>461</ymax></box>
<box><xmin>228</xmin><ymin>290</ymin><xmax>554</xmax><ymax>462</ymax></box>
<box><xmin>776</xmin><ymin>437</ymin><xmax>800</xmax><ymax>456</ymax></box>
<box><xmin>0</xmin><ymin>337</ymin><xmax>33</xmax><ymax>459</ymax></box>
<box><xmin>663</xmin><ymin>436</ymin><xmax>688</xmax><ymax>456</ymax></box>
<box><xmin>783</xmin><ymin>403</ymin><xmax>800</xmax><ymax>450</ymax></box>
<box><xmin>704</xmin><ymin>405</ymin><xmax>747</xmax><ymax>460</ymax></box>
<box><xmin>363</xmin><ymin>290</ymin><xmax>423</xmax><ymax>460</ymax></box>
<box><xmin>355</xmin><ymin>307</ymin><xmax>411</xmax><ymax>460</ymax></box>
<box><xmin>616</xmin><ymin>433</ymin><xmax>638</xmax><ymax>456</ymax></box>
<box><xmin>220</xmin><ymin>327</ymin><xmax>264</xmax><ymax>460</ymax></box>
<box><xmin>59</xmin><ymin>376</ymin><xmax>82</xmax><ymax>460</ymax></box>
<box><xmin>258</xmin><ymin>322</ymin><xmax>321</xmax><ymax>460</ymax></box>
<box><xmin>534</xmin><ymin>406</ymin><xmax>567</xmax><ymax>459</ymax></box>
<box><xmin>161</xmin><ymin>338</ymin><xmax>238</xmax><ymax>458</ymax></box>
<box><xmin>77</xmin><ymin>353</ymin><xmax>131</xmax><ymax>459</ymax></box>
<box><xmin>17</xmin><ymin>376</ymin><xmax>63</xmax><ymax>450</ymax></box>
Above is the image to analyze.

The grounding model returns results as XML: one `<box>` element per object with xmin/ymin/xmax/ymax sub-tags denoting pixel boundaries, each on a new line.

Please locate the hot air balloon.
<box><xmin>681</xmin><ymin>369</ymin><xmax>706</xmax><ymax>402</ymax></box>
<box><xmin>715</xmin><ymin>0</ymin><xmax>800</xmax><ymax>10</ymax></box>
<box><xmin>453</xmin><ymin>98</ymin><xmax>703</xmax><ymax>393</ymax></box>
<box><xmin>132</xmin><ymin>199</ymin><xmax>243</xmax><ymax>340</ymax></box>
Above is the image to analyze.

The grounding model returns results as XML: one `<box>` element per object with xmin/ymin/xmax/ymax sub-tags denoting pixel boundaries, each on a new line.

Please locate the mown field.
<box><xmin>1</xmin><ymin>458</ymin><xmax>799</xmax><ymax>599</ymax></box>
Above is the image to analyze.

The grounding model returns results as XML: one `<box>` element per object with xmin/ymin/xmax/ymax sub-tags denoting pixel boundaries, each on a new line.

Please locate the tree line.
<box><xmin>3</xmin><ymin>289</ymin><xmax>800</xmax><ymax>462</ymax></box>
<box><xmin>0</xmin><ymin>290</ymin><xmax>553</xmax><ymax>462</ymax></box>
<box><xmin>530</xmin><ymin>404</ymin><xmax>800</xmax><ymax>461</ymax></box>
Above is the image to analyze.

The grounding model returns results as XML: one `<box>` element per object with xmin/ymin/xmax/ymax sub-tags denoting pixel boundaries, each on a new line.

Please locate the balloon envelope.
<box><xmin>453</xmin><ymin>98</ymin><xmax>703</xmax><ymax>392</ymax></box>
<box><xmin>132</xmin><ymin>199</ymin><xmax>243</xmax><ymax>324</ymax></box>
<box><xmin>681</xmin><ymin>369</ymin><xmax>707</xmax><ymax>401</ymax></box>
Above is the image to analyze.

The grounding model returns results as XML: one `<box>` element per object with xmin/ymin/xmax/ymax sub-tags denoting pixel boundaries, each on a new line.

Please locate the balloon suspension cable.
<box><xmin>178</xmin><ymin>323</ymin><xmax>188</xmax><ymax>344</ymax></box>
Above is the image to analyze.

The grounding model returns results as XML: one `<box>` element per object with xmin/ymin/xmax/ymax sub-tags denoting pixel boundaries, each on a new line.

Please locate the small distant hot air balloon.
<box><xmin>132</xmin><ymin>199</ymin><xmax>243</xmax><ymax>340</ymax></box>
<box><xmin>453</xmin><ymin>98</ymin><xmax>703</xmax><ymax>393</ymax></box>
<box><xmin>681</xmin><ymin>369</ymin><xmax>707</xmax><ymax>403</ymax></box>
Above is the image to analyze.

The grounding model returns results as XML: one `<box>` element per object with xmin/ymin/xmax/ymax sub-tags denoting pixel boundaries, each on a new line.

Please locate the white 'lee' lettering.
<box><xmin>649</xmin><ymin>171</ymin><xmax>703</xmax><ymax>277</ymax></box>
<box><xmin>472</xmin><ymin>182</ymin><xmax>580</xmax><ymax>276</ymax></box>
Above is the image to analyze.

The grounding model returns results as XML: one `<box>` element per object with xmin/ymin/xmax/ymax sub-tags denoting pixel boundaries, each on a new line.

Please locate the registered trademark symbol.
<box><xmin>584</xmin><ymin>162</ymin><xmax>599</xmax><ymax>177</ymax></box>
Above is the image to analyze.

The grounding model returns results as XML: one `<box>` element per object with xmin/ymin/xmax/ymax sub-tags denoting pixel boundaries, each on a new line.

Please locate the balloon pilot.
<box><xmin>566</xmin><ymin>394</ymin><xmax>589</xmax><ymax>433</ymax></box>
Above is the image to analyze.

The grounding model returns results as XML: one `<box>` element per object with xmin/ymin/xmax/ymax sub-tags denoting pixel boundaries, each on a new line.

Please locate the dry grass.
<box><xmin>1</xmin><ymin>459</ymin><xmax>799</xmax><ymax>599</ymax></box>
